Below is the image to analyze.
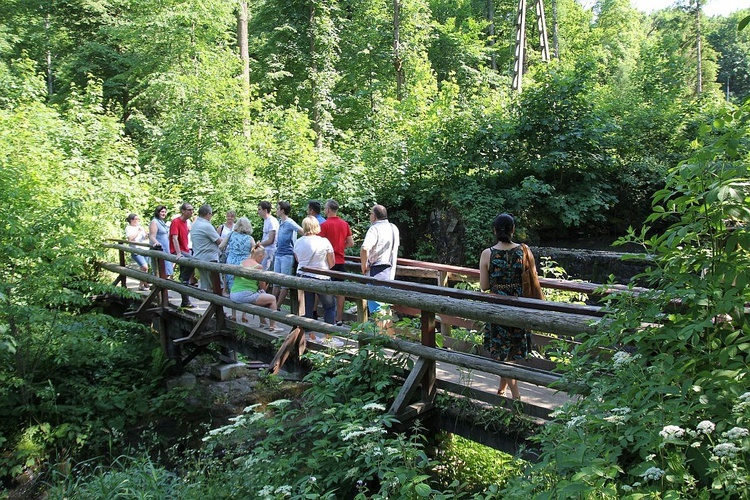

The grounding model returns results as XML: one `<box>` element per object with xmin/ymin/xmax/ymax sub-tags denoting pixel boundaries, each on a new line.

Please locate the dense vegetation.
<box><xmin>1</xmin><ymin>0</ymin><xmax>749</xmax><ymax>497</ymax></box>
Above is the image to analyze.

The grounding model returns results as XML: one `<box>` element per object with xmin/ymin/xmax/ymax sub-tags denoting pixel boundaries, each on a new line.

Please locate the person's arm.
<box><xmin>326</xmin><ymin>249</ymin><xmax>335</xmax><ymax>269</ymax></box>
<box><xmin>171</xmin><ymin>234</ymin><xmax>182</xmax><ymax>256</ymax></box>
<box><xmin>479</xmin><ymin>248</ymin><xmax>491</xmax><ymax>291</ymax></box>
<box><xmin>360</xmin><ymin>248</ymin><xmax>369</xmax><ymax>274</ymax></box>
<box><xmin>219</xmin><ymin>235</ymin><xmax>229</xmax><ymax>251</ymax></box>
<box><xmin>345</xmin><ymin>235</ymin><xmax>354</xmax><ymax>248</ymax></box>
<box><xmin>148</xmin><ymin>220</ymin><xmax>159</xmax><ymax>245</ymax></box>
<box><xmin>260</xmin><ymin>229</ymin><xmax>276</xmax><ymax>247</ymax></box>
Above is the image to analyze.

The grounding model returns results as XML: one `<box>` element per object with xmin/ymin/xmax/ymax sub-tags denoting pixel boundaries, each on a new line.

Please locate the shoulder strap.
<box><xmin>521</xmin><ymin>243</ymin><xmax>531</xmax><ymax>269</ymax></box>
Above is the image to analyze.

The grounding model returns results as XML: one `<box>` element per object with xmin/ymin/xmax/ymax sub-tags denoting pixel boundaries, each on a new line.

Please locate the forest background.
<box><xmin>1</xmin><ymin>0</ymin><xmax>750</xmax><ymax>496</ymax></box>
<box><xmin>3</xmin><ymin>0</ymin><xmax>749</xmax><ymax>270</ymax></box>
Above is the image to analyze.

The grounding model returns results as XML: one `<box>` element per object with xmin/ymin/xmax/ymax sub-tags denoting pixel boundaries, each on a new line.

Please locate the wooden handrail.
<box><xmin>101</xmin><ymin>243</ymin><xmax>603</xmax><ymax>336</ymax></box>
<box><xmin>345</xmin><ymin>253</ymin><xmax>648</xmax><ymax>296</ymax></box>
<box><xmin>300</xmin><ymin>267</ymin><xmax>605</xmax><ymax>318</ymax></box>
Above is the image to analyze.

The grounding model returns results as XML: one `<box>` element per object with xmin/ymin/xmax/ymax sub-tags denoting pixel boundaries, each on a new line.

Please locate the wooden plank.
<box><xmin>420</xmin><ymin>311</ymin><xmax>437</xmax><ymax>403</ymax></box>
<box><xmin>389</xmin><ymin>358</ymin><xmax>432</xmax><ymax>415</ymax></box>
<box><xmin>174</xmin><ymin>304</ymin><xmax>218</xmax><ymax>344</ymax></box>
<box><xmin>269</xmin><ymin>327</ymin><xmax>305</xmax><ymax>375</ymax></box>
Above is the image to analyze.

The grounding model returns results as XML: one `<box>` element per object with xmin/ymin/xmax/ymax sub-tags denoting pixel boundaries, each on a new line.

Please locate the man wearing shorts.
<box><xmin>319</xmin><ymin>199</ymin><xmax>354</xmax><ymax>324</ymax></box>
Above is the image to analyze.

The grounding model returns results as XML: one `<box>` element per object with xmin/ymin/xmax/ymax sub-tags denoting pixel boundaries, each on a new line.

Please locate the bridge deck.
<box><xmin>124</xmin><ymin>276</ymin><xmax>575</xmax><ymax>413</ymax></box>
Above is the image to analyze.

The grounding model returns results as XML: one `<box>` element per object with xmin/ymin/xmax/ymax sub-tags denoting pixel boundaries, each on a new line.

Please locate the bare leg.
<box><xmin>336</xmin><ymin>295</ymin><xmax>345</xmax><ymax>323</ymax></box>
<box><xmin>276</xmin><ymin>287</ymin><xmax>289</xmax><ymax>312</ymax></box>
<box><xmin>504</xmin><ymin>378</ymin><xmax>521</xmax><ymax>400</ymax></box>
<box><xmin>256</xmin><ymin>293</ymin><xmax>277</xmax><ymax>328</ymax></box>
<box><xmin>498</xmin><ymin>377</ymin><xmax>509</xmax><ymax>397</ymax></box>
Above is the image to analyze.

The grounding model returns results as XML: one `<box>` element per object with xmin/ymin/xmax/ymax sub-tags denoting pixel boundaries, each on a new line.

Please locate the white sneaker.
<box><xmin>344</xmin><ymin>305</ymin><xmax>358</xmax><ymax>315</ymax></box>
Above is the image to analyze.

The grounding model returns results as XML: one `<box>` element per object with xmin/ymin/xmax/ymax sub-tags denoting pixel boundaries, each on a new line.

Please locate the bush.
<box><xmin>500</xmin><ymin>103</ymin><xmax>750</xmax><ymax>497</ymax></box>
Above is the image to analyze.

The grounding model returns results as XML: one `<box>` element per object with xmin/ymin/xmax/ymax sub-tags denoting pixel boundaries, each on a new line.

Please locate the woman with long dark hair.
<box><xmin>479</xmin><ymin>213</ymin><xmax>541</xmax><ymax>400</ymax></box>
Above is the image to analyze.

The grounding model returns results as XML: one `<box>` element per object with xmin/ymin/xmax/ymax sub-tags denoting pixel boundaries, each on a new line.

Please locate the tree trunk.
<box><xmin>309</xmin><ymin>2</ymin><xmax>323</xmax><ymax>148</ymax></box>
<box><xmin>695</xmin><ymin>0</ymin><xmax>702</xmax><ymax>95</ymax></box>
<box><xmin>393</xmin><ymin>0</ymin><xmax>404</xmax><ymax>101</ymax></box>
<box><xmin>551</xmin><ymin>0</ymin><xmax>559</xmax><ymax>59</ymax></box>
<box><xmin>237</xmin><ymin>0</ymin><xmax>251</xmax><ymax>137</ymax></box>
<box><xmin>487</xmin><ymin>0</ymin><xmax>497</xmax><ymax>71</ymax></box>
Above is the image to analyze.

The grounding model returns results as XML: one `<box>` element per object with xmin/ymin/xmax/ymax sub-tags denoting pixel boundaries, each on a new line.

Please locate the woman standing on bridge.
<box><xmin>148</xmin><ymin>205</ymin><xmax>174</xmax><ymax>278</ymax></box>
<box><xmin>479</xmin><ymin>213</ymin><xmax>541</xmax><ymax>400</ymax></box>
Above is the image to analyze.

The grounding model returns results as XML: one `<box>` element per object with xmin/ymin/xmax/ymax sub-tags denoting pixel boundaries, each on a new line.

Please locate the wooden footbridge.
<box><xmin>100</xmin><ymin>241</ymin><xmax>640</xmax><ymax>458</ymax></box>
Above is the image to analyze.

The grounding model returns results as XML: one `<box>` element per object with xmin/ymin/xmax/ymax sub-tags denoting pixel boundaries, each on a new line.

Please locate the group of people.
<box><xmin>127</xmin><ymin>203</ymin><xmax>540</xmax><ymax>400</ymax></box>
<box><xmin>126</xmin><ymin>199</ymin><xmax>401</xmax><ymax>333</ymax></box>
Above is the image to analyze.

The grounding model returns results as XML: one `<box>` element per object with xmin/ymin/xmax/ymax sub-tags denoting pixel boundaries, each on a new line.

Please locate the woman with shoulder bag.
<box><xmin>479</xmin><ymin>213</ymin><xmax>544</xmax><ymax>400</ymax></box>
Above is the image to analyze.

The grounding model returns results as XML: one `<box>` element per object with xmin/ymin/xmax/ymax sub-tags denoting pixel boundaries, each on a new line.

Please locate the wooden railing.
<box><xmin>101</xmin><ymin>241</ymin><xmax>623</xmax><ymax>422</ymax></box>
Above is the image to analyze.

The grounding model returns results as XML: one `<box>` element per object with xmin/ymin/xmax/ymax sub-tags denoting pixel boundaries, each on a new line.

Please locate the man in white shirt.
<box><xmin>257</xmin><ymin>201</ymin><xmax>279</xmax><ymax>271</ymax></box>
<box><xmin>191</xmin><ymin>204</ymin><xmax>224</xmax><ymax>290</ymax></box>
<box><xmin>360</xmin><ymin>204</ymin><xmax>400</xmax><ymax>315</ymax></box>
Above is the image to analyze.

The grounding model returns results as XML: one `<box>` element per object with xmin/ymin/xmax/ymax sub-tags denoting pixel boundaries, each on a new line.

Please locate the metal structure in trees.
<box><xmin>512</xmin><ymin>0</ymin><xmax>550</xmax><ymax>92</ymax></box>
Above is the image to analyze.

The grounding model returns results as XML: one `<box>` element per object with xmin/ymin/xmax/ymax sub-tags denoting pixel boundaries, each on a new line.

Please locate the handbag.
<box><xmin>219</xmin><ymin>231</ymin><xmax>232</xmax><ymax>264</ymax></box>
<box><xmin>521</xmin><ymin>244</ymin><xmax>545</xmax><ymax>300</ymax></box>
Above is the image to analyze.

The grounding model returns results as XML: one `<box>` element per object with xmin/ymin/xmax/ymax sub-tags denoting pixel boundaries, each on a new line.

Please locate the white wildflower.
<box><xmin>641</xmin><ymin>467</ymin><xmax>665</xmax><ymax>481</ymax></box>
<box><xmin>739</xmin><ymin>392</ymin><xmax>750</xmax><ymax>402</ymax></box>
<box><xmin>566</xmin><ymin>415</ymin><xmax>586</xmax><ymax>428</ymax></box>
<box><xmin>267</xmin><ymin>399</ymin><xmax>292</xmax><ymax>408</ymax></box>
<box><xmin>691</xmin><ymin>442</ymin><xmax>702</xmax><ymax>448</ymax></box>
<box><xmin>696</xmin><ymin>420</ymin><xmax>715</xmax><ymax>435</ymax></box>
<box><xmin>611</xmin><ymin>407</ymin><xmax>631</xmax><ymax>415</ymax></box>
<box><xmin>363</xmin><ymin>426</ymin><xmax>386</xmax><ymax>435</ymax></box>
<box><xmin>612</xmin><ymin>351</ymin><xmax>632</xmax><ymax>368</ymax></box>
<box><xmin>386</xmin><ymin>447</ymin><xmax>399</xmax><ymax>455</ymax></box>
<box><xmin>659</xmin><ymin>425</ymin><xmax>686</xmax><ymax>440</ymax></box>
<box><xmin>722</xmin><ymin>427</ymin><xmax>749</xmax><ymax>440</ymax></box>
<box><xmin>362</xmin><ymin>402</ymin><xmax>386</xmax><ymax>412</ymax></box>
<box><xmin>645</xmin><ymin>454</ymin><xmax>655</xmax><ymax>462</ymax></box>
<box><xmin>632</xmin><ymin>482</ymin><xmax>642</xmax><ymax>487</ymax></box>
<box><xmin>258</xmin><ymin>485</ymin><xmax>274</xmax><ymax>497</ymax></box>
<box><xmin>243</xmin><ymin>404</ymin><xmax>262</xmax><ymax>413</ymax></box>
<box><xmin>612</xmin><ymin>351</ymin><xmax>640</xmax><ymax>369</ymax></box>
<box><xmin>342</xmin><ymin>430</ymin><xmax>365</xmax><ymax>441</ymax></box>
<box><xmin>713</xmin><ymin>443</ymin><xmax>740</xmax><ymax>458</ymax></box>
<box><xmin>309</xmin><ymin>476</ymin><xmax>316</xmax><ymax>483</ymax></box>
<box><xmin>274</xmin><ymin>485</ymin><xmax>292</xmax><ymax>497</ymax></box>
<box><xmin>603</xmin><ymin>415</ymin><xmax>626</xmax><ymax>424</ymax></box>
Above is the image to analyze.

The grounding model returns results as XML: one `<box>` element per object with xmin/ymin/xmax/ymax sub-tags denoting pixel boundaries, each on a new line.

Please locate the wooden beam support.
<box><xmin>390</xmin><ymin>357</ymin><xmax>432</xmax><ymax>415</ymax></box>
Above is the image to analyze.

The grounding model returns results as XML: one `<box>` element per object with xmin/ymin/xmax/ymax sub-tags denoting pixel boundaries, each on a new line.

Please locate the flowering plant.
<box><xmin>501</xmin><ymin>103</ymin><xmax>750</xmax><ymax>498</ymax></box>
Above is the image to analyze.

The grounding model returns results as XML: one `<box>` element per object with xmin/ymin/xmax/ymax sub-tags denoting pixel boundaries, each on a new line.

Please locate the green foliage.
<box><xmin>500</xmin><ymin>101</ymin><xmax>750</xmax><ymax>498</ymax></box>
<box><xmin>433</xmin><ymin>434</ymin><xmax>523</xmax><ymax>494</ymax></box>
<box><xmin>47</xmin><ymin>455</ymin><xmax>181</xmax><ymax>499</ymax></box>
<box><xmin>0</xmin><ymin>306</ymin><xmax>169</xmax><ymax>481</ymax></box>
<box><xmin>170</xmin><ymin>337</ymin><xmax>456</xmax><ymax>499</ymax></box>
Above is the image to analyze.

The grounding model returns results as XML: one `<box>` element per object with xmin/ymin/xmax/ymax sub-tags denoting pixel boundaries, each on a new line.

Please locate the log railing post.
<box><xmin>421</xmin><ymin>311</ymin><xmax>437</xmax><ymax>402</ymax></box>
<box><xmin>437</xmin><ymin>270</ymin><xmax>451</xmax><ymax>338</ymax></box>
<box><xmin>117</xmin><ymin>248</ymin><xmax>127</xmax><ymax>287</ymax></box>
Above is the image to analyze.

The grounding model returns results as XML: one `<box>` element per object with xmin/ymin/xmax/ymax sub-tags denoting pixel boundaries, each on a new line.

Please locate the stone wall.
<box><xmin>535</xmin><ymin>247</ymin><xmax>650</xmax><ymax>284</ymax></box>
